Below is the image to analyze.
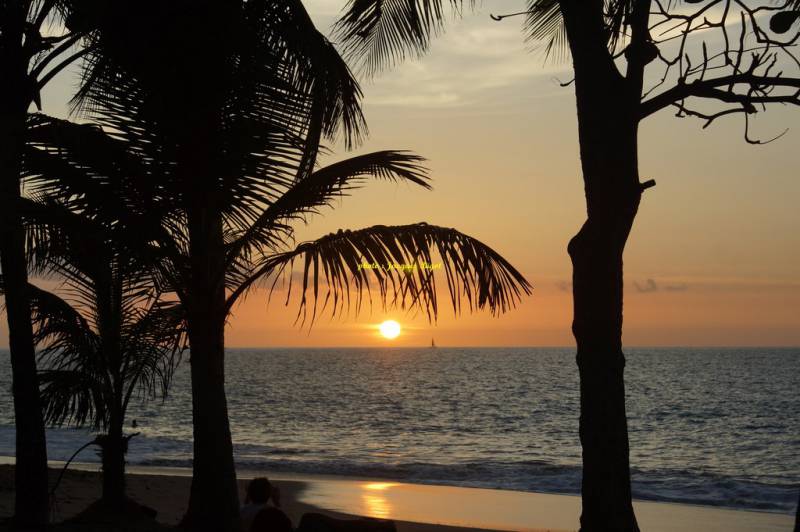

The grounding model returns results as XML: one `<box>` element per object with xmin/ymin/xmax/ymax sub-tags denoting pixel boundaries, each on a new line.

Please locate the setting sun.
<box><xmin>378</xmin><ymin>320</ymin><xmax>402</xmax><ymax>340</ymax></box>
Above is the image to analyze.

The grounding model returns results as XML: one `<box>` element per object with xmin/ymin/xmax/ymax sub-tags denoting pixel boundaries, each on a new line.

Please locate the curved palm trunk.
<box><xmin>562</xmin><ymin>5</ymin><xmax>643</xmax><ymax>530</ymax></box>
<box><xmin>0</xmin><ymin>8</ymin><xmax>50</xmax><ymax>525</ymax></box>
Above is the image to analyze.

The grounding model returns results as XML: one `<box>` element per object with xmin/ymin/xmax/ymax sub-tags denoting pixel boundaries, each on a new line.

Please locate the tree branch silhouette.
<box><xmin>639</xmin><ymin>0</ymin><xmax>800</xmax><ymax>142</ymax></box>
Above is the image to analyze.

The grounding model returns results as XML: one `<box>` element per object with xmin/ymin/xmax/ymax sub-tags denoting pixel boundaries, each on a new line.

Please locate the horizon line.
<box><xmin>2</xmin><ymin>344</ymin><xmax>799</xmax><ymax>350</ymax></box>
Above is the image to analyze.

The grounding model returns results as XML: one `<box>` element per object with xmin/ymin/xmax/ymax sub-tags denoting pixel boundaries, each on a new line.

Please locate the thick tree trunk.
<box><xmin>560</xmin><ymin>5</ymin><xmax>644</xmax><ymax>529</ymax></box>
<box><xmin>0</xmin><ymin>7</ymin><xmax>50</xmax><ymax>525</ymax></box>
<box><xmin>100</xmin><ymin>421</ymin><xmax>126</xmax><ymax>508</ymax></box>
<box><xmin>569</xmin><ymin>212</ymin><xmax>640</xmax><ymax>532</ymax></box>
<box><xmin>569</xmin><ymin>123</ymin><xmax>642</xmax><ymax>530</ymax></box>
<box><xmin>568</xmin><ymin>113</ymin><xmax>641</xmax><ymax>532</ymax></box>
<box><xmin>0</xmin><ymin>164</ymin><xmax>50</xmax><ymax>528</ymax></box>
<box><xmin>181</xmin><ymin>202</ymin><xmax>241</xmax><ymax>532</ymax></box>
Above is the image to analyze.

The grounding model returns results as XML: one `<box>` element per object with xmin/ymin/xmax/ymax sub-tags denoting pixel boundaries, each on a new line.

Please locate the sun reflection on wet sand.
<box><xmin>365</xmin><ymin>482</ymin><xmax>399</xmax><ymax>491</ymax></box>
<box><xmin>295</xmin><ymin>476</ymin><xmax>792</xmax><ymax>532</ymax></box>
<box><xmin>361</xmin><ymin>482</ymin><xmax>398</xmax><ymax>518</ymax></box>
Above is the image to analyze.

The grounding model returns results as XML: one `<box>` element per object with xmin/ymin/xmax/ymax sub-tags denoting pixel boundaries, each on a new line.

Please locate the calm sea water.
<box><xmin>0</xmin><ymin>347</ymin><xmax>798</xmax><ymax>513</ymax></box>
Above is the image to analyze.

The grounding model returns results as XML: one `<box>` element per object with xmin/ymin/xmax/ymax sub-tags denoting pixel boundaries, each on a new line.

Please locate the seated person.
<box><xmin>251</xmin><ymin>506</ymin><xmax>294</xmax><ymax>532</ymax></box>
<box><xmin>241</xmin><ymin>477</ymin><xmax>284</xmax><ymax>532</ymax></box>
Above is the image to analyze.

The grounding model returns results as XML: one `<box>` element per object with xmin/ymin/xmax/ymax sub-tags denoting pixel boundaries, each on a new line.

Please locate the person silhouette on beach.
<box><xmin>242</xmin><ymin>477</ymin><xmax>287</xmax><ymax>531</ymax></box>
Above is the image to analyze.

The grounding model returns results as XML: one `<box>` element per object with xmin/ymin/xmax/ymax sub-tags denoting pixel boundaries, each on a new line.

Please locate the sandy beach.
<box><xmin>0</xmin><ymin>464</ymin><xmax>537</xmax><ymax>532</ymax></box>
<box><xmin>0</xmin><ymin>464</ymin><xmax>794</xmax><ymax>532</ymax></box>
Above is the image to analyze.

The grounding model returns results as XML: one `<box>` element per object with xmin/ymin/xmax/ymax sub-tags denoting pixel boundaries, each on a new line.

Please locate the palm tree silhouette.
<box><xmin>0</xmin><ymin>1</ymin><xmax>92</xmax><ymax>523</ymax></box>
<box><xmin>17</xmin><ymin>114</ymin><xmax>186</xmax><ymax>510</ymax></box>
<box><xmin>22</xmin><ymin>233</ymin><xmax>184</xmax><ymax>511</ymax></box>
<box><xmin>45</xmin><ymin>4</ymin><xmax>533</xmax><ymax>528</ymax></box>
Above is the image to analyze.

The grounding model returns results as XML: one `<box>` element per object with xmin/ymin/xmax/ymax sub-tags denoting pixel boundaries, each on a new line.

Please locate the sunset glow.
<box><xmin>1</xmin><ymin>2</ymin><xmax>799</xmax><ymax>351</ymax></box>
<box><xmin>379</xmin><ymin>320</ymin><xmax>402</xmax><ymax>340</ymax></box>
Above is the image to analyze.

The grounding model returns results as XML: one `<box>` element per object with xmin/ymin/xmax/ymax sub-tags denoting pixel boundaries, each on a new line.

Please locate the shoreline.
<box><xmin>0</xmin><ymin>457</ymin><xmax>793</xmax><ymax>518</ymax></box>
<box><xmin>0</xmin><ymin>463</ymin><xmax>795</xmax><ymax>532</ymax></box>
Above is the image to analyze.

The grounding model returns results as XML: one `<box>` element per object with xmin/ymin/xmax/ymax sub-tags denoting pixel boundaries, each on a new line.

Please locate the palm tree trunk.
<box><xmin>181</xmin><ymin>200</ymin><xmax>241</xmax><ymax>532</ymax></box>
<box><xmin>561</xmin><ymin>4</ymin><xmax>643</xmax><ymax>530</ymax></box>
<box><xmin>101</xmin><ymin>421</ymin><xmax>126</xmax><ymax>508</ymax></box>
<box><xmin>0</xmin><ymin>6</ymin><xmax>50</xmax><ymax>525</ymax></box>
<box><xmin>97</xmin><ymin>269</ymin><xmax>126</xmax><ymax>508</ymax></box>
<box><xmin>0</xmin><ymin>153</ymin><xmax>51</xmax><ymax>528</ymax></box>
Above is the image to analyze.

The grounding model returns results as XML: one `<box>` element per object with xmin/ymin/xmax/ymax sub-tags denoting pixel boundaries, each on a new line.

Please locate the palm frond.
<box><xmin>29</xmin><ymin>281</ymin><xmax>95</xmax><ymax>348</ymax></box>
<box><xmin>120</xmin><ymin>300</ymin><xmax>186</xmax><ymax>412</ymax></box>
<box><xmin>270</xmin><ymin>0</ymin><xmax>368</xmax><ymax>147</ymax></box>
<box><xmin>24</xmin><ymin>113</ymin><xmax>173</xmax><ymax>239</ymax></box>
<box><xmin>38</xmin><ymin>368</ymin><xmax>106</xmax><ymax>428</ymax></box>
<box><xmin>334</xmin><ymin>0</ymin><xmax>472</xmax><ymax>76</ymax></box>
<box><xmin>226</xmin><ymin>223</ymin><xmax>532</xmax><ymax>325</ymax></box>
<box><xmin>524</xmin><ymin>0</ymin><xmax>568</xmax><ymax>62</ymax></box>
<box><xmin>19</xmin><ymin>283</ymin><xmax>108</xmax><ymax>429</ymax></box>
<box><xmin>29</xmin><ymin>273</ymin><xmax>183</xmax><ymax>431</ymax></box>
<box><xmin>524</xmin><ymin>0</ymin><xmax>632</xmax><ymax>62</ymax></box>
<box><xmin>225</xmin><ymin>151</ymin><xmax>430</xmax><ymax>271</ymax></box>
<box><xmin>23</xmin><ymin>114</ymin><xmax>187</xmax><ymax>293</ymax></box>
<box><xmin>18</xmin><ymin>195</ymin><xmax>107</xmax><ymax>279</ymax></box>
<box><xmin>70</xmin><ymin>1</ymin><xmax>368</xmax><ymax>242</ymax></box>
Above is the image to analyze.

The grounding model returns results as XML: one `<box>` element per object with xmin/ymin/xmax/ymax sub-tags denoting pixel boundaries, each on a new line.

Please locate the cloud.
<box><xmin>633</xmin><ymin>278</ymin><xmax>689</xmax><ymax>293</ymax></box>
<box><xmin>664</xmin><ymin>283</ymin><xmax>689</xmax><ymax>292</ymax></box>
<box><xmin>555</xmin><ymin>280</ymin><xmax>572</xmax><ymax>292</ymax></box>
<box><xmin>310</xmin><ymin>1</ymin><xmax>775</xmax><ymax>111</ymax></box>
<box><xmin>304</xmin><ymin>1</ymin><xmax>571</xmax><ymax>109</ymax></box>
<box><xmin>304</xmin><ymin>0</ymin><xmax>344</xmax><ymax>19</ymax></box>
<box><xmin>363</xmin><ymin>15</ymin><xmax>571</xmax><ymax>109</ymax></box>
<box><xmin>634</xmin><ymin>279</ymin><xmax>659</xmax><ymax>293</ymax></box>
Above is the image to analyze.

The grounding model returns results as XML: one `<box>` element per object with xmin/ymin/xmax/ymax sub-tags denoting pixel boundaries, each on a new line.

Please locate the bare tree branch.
<box><xmin>641</xmin><ymin>72</ymin><xmax>800</xmax><ymax>118</ymax></box>
<box><xmin>639</xmin><ymin>1</ymin><xmax>800</xmax><ymax>142</ymax></box>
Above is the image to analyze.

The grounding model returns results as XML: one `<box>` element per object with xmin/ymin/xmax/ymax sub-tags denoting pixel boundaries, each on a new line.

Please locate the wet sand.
<box><xmin>0</xmin><ymin>464</ymin><xmax>794</xmax><ymax>532</ymax></box>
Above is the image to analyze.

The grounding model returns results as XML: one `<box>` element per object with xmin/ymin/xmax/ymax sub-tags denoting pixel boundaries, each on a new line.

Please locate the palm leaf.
<box><xmin>22</xmin><ymin>283</ymin><xmax>108</xmax><ymax>429</ymax></box>
<box><xmin>38</xmin><ymin>368</ymin><xmax>106</xmax><ymax>428</ymax></box>
<box><xmin>226</xmin><ymin>222</ymin><xmax>532</xmax><ymax>325</ymax></box>
<box><xmin>23</xmin><ymin>114</ymin><xmax>188</xmax><ymax>294</ymax></box>
<box><xmin>225</xmin><ymin>150</ymin><xmax>430</xmax><ymax>270</ymax></box>
<box><xmin>120</xmin><ymin>300</ymin><xmax>186</xmax><ymax>412</ymax></box>
<box><xmin>268</xmin><ymin>0</ymin><xmax>368</xmax><ymax>147</ymax></box>
<box><xmin>334</xmin><ymin>0</ymin><xmax>471</xmax><ymax>76</ymax></box>
<box><xmin>524</xmin><ymin>0</ymin><xmax>568</xmax><ymax>62</ymax></box>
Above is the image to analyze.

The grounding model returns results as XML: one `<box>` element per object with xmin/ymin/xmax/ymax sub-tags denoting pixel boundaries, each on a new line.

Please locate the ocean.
<box><xmin>0</xmin><ymin>347</ymin><xmax>798</xmax><ymax>514</ymax></box>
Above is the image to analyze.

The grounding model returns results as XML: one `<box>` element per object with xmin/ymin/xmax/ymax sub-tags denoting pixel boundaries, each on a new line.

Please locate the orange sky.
<box><xmin>2</xmin><ymin>1</ymin><xmax>799</xmax><ymax>347</ymax></box>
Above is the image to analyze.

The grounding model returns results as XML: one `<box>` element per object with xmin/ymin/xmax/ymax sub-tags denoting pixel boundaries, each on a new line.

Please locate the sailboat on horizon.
<box><xmin>431</xmin><ymin>337</ymin><xmax>437</xmax><ymax>349</ymax></box>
